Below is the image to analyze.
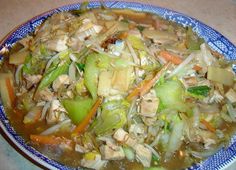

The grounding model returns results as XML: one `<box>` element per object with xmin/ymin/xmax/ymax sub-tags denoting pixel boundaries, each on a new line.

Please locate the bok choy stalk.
<box><xmin>91</xmin><ymin>100</ymin><xmax>129</xmax><ymax>136</ymax></box>
<box><xmin>63</xmin><ymin>97</ymin><xmax>94</xmax><ymax>124</ymax></box>
<box><xmin>84</xmin><ymin>52</ymin><xmax>110</xmax><ymax>99</ymax></box>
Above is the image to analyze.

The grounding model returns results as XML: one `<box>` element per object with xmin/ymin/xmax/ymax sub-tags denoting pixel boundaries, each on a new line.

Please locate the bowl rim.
<box><xmin>0</xmin><ymin>1</ymin><xmax>236</xmax><ymax>170</ymax></box>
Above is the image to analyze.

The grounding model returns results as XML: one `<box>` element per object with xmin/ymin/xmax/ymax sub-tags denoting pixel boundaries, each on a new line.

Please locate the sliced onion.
<box><xmin>167</xmin><ymin>53</ymin><xmax>195</xmax><ymax>78</ymax></box>
<box><xmin>127</xmin><ymin>99</ymin><xmax>136</xmax><ymax>124</ymax></box>
<box><xmin>165</xmin><ymin>120</ymin><xmax>184</xmax><ymax>158</ymax></box>
<box><xmin>150</xmin><ymin>133</ymin><xmax>161</xmax><ymax>147</ymax></box>
<box><xmin>69</xmin><ymin>53</ymin><xmax>78</xmax><ymax>62</ymax></box>
<box><xmin>39</xmin><ymin>101</ymin><xmax>51</xmax><ymax>121</ymax></box>
<box><xmin>69</xmin><ymin>62</ymin><xmax>76</xmax><ymax>81</ymax></box>
<box><xmin>190</xmin><ymin>145</ymin><xmax>223</xmax><ymax>159</ymax></box>
<box><xmin>193</xmin><ymin>106</ymin><xmax>200</xmax><ymax>127</ymax></box>
<box><xmin>15</xmin><ymin>64</ymin><xmax>23</xmax><ymax>85</ymax></box>
<box><xmin>45</xmin><ymin>53</ymin><xmax>60</xmax><ymax>70</ymax></box>
<box><xmin>126</xmin><ymin>40</ymin><xmax>140</xmax><ymax>66</ymax></box>
<box><xmin>40</xmin><ymin>119</ymin><xmax>71</xmax><ymax>135</ymax></box>
<box><xmin>126</xmin><ymin>40</ymin><xmax>140</xmax><ymax>80</ymax></box>
<box><xmin>144</xmin><ymin>144</ymin><xmax>160</xmax><ymax>160</ymax></box>
<box><xmin>91</xmin><ymin>47</ymin><xmax>118</xmax><ymax>58</ymax></box>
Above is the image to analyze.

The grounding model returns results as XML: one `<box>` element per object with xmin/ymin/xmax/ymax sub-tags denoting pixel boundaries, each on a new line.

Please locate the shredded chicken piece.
<box><xmin>52</xmin><ymin>74</ymin><xmax>70</xmax><ymax>92</ymax></box>
<box><xmin>46</xmin><ymin>100</ymin><xmax>68</xmax><ymax>124</ymax></box>
<box><xmin>100</xmin><ymin>144</ymin><xmax>125</xmax><ymax>160</ymax></box>
<box><xmin>37</xmin><ymin>88</ymin><xmax>54</xmax><ymax>101</ymax></box>
<box><xmin>113</xmin><ymin>128</ymin><xmax>138</xmax><ymax>148</ymax></box>
<box><xmin>24</xmin><ymin>74</ymin><xmax>42</xmax><ymax>88</ymax></box>
<box><xmin>140</xmin><ymin>90</ymin><xmax>159</xmax><ymax>117</ymax></box>
<box><xmin>46</xmin><ymin>35</ymin><xmax>69</xmax><ymax>52</ymax></box>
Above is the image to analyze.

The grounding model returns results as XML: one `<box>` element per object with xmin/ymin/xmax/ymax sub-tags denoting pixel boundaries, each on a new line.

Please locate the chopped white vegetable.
<box><xmin>225</xmin><ymin>88</ymin><xmax>236</xmax><ymax>103</ymax></box>
<box><xmin>207</xmin><ymin>66</ymin><xmax>234</xmax><ymax>86</ymax></box>
<box><xmin>98</xmin><ymin>71</ymin><xmax>113</xmax><ymax>97</ymax></box>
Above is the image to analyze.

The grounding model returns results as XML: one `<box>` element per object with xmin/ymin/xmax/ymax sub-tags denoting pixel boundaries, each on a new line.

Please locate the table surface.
<box><xmin>0</xmin><ymin>0</ymin><xmax>236</xmax><ymax>170</ymax></box>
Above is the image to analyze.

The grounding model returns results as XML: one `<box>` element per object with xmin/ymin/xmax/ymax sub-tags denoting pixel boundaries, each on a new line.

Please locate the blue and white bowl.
<box><xmin>0</xmin><ymin>1</ymin><xmax>236</xmax><ymax>170</ymax></box>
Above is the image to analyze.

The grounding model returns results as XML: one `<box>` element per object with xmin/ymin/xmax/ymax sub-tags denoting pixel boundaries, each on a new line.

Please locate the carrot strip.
<box><xmin>200</xmin><ymin>119</ymin><xmax>216</xmax><ymax>133</ymax></box>
<box><xmin>5</xmin><ymin>77</ymin><xmax>15</xmax><ymax>105</ymax></box>
<box><xmin>126</xmin><ymin>62</ymin><xmax>171</xmax><ymax>101</ymax></box>
<box><xmin>73</xmin><ymin>98</ymin><xmax>103</xmax><ymax>134</ymax></box>
<box><xmin>159</xmin><ymin>51</ymin><xmax>183</xmax><ymax>65</ymax></box>
<box><xmin>30</xmin><ymin>135</ymin><xmax>62</xmax><ymax>145</ymax></box>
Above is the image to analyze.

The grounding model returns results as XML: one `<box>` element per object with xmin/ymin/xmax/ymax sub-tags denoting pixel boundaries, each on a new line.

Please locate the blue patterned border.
<box><xmin>0</xmin><ymin>1</ymin><xmax>236</xmax><ymax>170</ymax></box>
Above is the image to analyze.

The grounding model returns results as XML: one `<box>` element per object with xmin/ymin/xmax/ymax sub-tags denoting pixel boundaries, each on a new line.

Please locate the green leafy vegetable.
<box><xmin>186</xmin><ymin>27</ymin><xmax>204</xmax><ymax>50</ymax></box>
<box><xmin>187</xmin><ymin>85</ymin><xmax>211</xmax><ymax>98</ymax></box>
<box><xmin>22</xmin><ymin>54</ymin><xmax>32</xmax><ymax>74</ymax></box>
<box><xmin>91</xmin><ymin>100</ymin><xmax>129</xmax><ymax>136</ymax></box>
<box><xmin>152</xmin><ymin>154</ymin><xmax>160</xmax><ymax>163</ymax></box>
<box><xmin>40</xmin><ymin>44</ymin><xmax>48</xmax><ymax>57</ymax></box>
<box><xmin>37</xmin><ymin>61</ymin><xmax>69</xmax><ymax>90</ymax></box>
<box><xmin>77</xmin><ymin>63</ymin><xmax>85</xmax><ymax>72</ymax></box>
<box><xmin>155</xmin><ymin>79</ymin><xmax>189</xmax><ymax>112</ymax></box>
<box><xmin>63</xmin><ymin>98</ymin><xmax>93</xmax><ymax>124</ymax></box>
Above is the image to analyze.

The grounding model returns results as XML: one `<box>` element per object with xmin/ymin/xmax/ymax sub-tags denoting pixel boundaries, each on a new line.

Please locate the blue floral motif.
<box><xmin>0</xmin><ymin>1</ymin><xmax>236</xmax><ymax>170</ymax></box>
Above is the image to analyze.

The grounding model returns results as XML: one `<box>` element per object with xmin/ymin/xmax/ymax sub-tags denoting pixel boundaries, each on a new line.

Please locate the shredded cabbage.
<box><xmin>155</xmin><ymin>79</ymin><xmax>189</xmax><ymax>113</ymax></box>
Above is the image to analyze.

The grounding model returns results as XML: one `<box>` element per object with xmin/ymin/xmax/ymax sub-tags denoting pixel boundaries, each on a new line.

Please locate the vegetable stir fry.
<box><xmin>1</xmin><ymin>6</ymin><xmax>236</xmax><ymax>170</ymax></box>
